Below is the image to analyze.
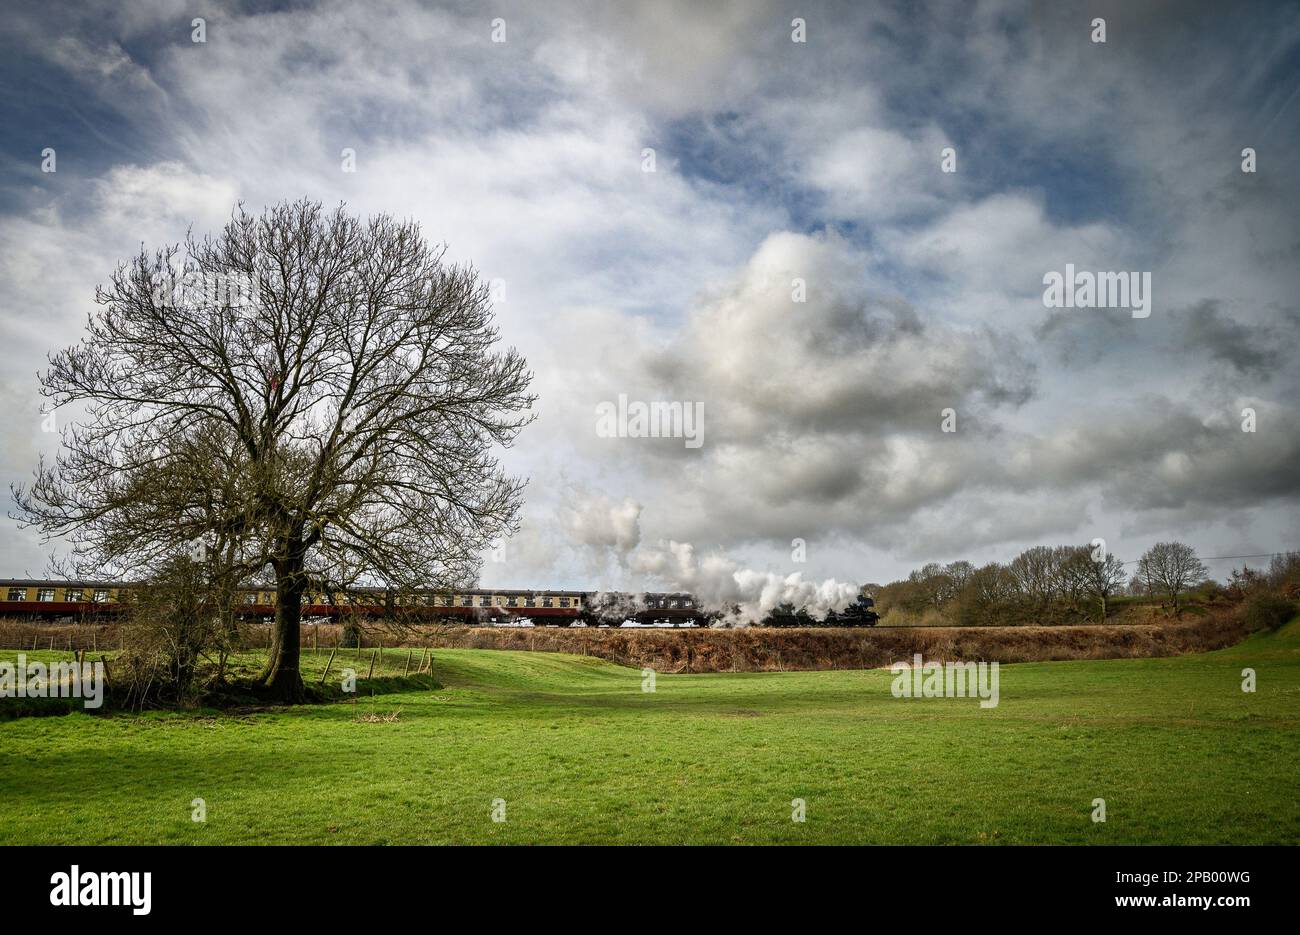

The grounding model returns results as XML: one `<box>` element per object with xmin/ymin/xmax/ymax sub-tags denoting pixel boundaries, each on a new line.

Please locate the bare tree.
<box><xmin>1010</xmin><ymin>545</ymin><xmax>1057</xmax><ymax>613</ymax></box>
<box><xmin>1051</xmin><ymin>545</ymin><xmax>1093</xmax><ymax>610</ymax></box>
<box><xmin>907</xmin><ymin>562</ymin><xmax>952</xmax><ymax>610</ymax></box>
<box><xmin>1135</xmin><ymin>542</ymin><xmax>1207</xmax><ymax>615</ymax></box>
<box><xmin>12</xmin><ymin>200</ymin><xmax>535</xmax><ymax>701</ymax></box>
<box><xmin>1081</xmin><ymin>547</ymin><xmax>1127</xmax><ymax>622</ymax></box>
<box><xmin>943</xmin><ymin>560</ymin><xmax>975</xmax><ymax>594</ymax></box>
<box><xmin>956</xmin><ymin>562</ymin><xmax>1019</xmax><ymax>625</ymax></box>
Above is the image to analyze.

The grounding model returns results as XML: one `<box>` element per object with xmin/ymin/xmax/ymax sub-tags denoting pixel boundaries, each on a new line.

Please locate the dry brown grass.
<box><xmin>353</xmin><ymin>708</ymin><xmax>401</xmax><ymax>723</ymax></box>
<box><xmin>0</xmin><ymin>620</ymin><xmax>122</xmax><ymax>652</ymax></box>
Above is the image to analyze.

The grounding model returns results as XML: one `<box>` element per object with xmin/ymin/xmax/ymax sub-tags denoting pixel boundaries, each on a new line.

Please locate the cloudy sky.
<box><xmin>1</xmin><ymin>0</ymin><xmax>1297</xmax><ymax>606</ymax></box>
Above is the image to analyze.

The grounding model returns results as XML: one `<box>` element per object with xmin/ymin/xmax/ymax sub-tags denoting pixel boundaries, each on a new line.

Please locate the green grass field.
<box><xmin>1</xmin><ymin>620</ymin><xmax>1297</xmax><ymax>845</ymax></box>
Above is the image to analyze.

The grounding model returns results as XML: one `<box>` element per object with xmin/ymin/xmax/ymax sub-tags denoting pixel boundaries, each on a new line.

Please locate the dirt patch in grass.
<box><xmin>354</xmin><ymin>708</ymin><xmax>402</xmax><ymax>723</ymax></box>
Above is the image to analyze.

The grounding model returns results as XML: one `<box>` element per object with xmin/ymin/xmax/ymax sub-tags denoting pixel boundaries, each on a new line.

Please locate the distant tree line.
<box><xmin>752</xmin><ymin>542</ymin><xmax>1300</xmax><ymax>629</ymax></box>
<box><xmin>870</xmin><ymin>541</ymin><xmax>1224</xmax><ymax>627</ymax></box>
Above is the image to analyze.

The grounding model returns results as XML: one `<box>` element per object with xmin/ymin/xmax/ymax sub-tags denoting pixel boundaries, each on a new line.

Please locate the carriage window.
<box><xmin>36</xmin><ymin>589</ymin><xmax>55</xmax><ymax>602</ymax></box>
<box><xmin>525</xmin><ymin>596</ymin><xmax>536</xmax><ymax>607</ymax></box>
<box><xmin>479</xmin><ymin>596</ymin><xmax>491</xmax><ymax>607</ymax></box>
<box><xmin>243</xmin><ymin>593</ymin><xmax>256</xmax><ymax>605</ymax></box>
<box><xmin>462</xmin><ymin>595</ymin><xmax>472</xmax><ymax>606</ymax></box>
<box><xmin>507</xmin><ymin>596</ymin><xmax>517</xmax><ymax>606</ymax></box>
<box><xmin>6</xmin><ymin>588</ymin><xmax>23</xmax><ymax>601</ymax></box>
<box><xmin>443</xmin><ymin>595</ymin><xmax>454</xmax><ymax>606</ymax></box>
<box><xmin>93</xmin><ymin>589</ymin><xmax>110</xmax><ymax>603</ymax></box>
<box><xmin>559</xmin><ymin>597</ymin><xmax>570</xmax><ymax>608</ymax></box>
<box><xmin>66</xmin><ymin>589</ymin><xmax>84</xmax><ymax>602</ymax></box>
<box><xmin>542</xmin><ymin>596</ymin><xmax>553</xmax><ymax>607</ymax></box>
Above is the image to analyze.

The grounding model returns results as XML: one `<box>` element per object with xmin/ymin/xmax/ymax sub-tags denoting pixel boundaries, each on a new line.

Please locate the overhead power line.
<box><xmin>1119</xmin><ymin>551</ymin><xmax>1295</xmax><ymax>566</ymax></box>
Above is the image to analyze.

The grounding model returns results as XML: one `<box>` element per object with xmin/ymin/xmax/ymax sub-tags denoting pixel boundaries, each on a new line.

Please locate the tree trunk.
<box><xmin>260</xmin><ymin>539</ymin><xmax>307</xmax><ymax>702</ymax></box>
<box><xmin>263</xmin><ymin>595</ymin><xmax>304</xmax><ymax>701</ymax></box>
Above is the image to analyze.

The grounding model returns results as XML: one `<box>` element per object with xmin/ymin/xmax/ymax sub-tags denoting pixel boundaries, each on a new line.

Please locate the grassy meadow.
<box><xmin>1</xmin><ymin>620</ymin><xmax>1297</xmax><ymax>845</ymax></box>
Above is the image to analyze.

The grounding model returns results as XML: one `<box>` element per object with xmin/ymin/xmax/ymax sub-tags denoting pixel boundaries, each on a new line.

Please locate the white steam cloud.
<box><xmin>561</xmin><ymin>492</ymin><xmax>642</xmax><ymax>555</ymax></box>
<box><xmin>561</xmin><ymin>491</ymin><xmax>861</xmax><ymax>625</ymax></box>
<box><xmin>629</xmin><ymin>539</ymin><xmax>861</xmax><ymax>626</ymax></box>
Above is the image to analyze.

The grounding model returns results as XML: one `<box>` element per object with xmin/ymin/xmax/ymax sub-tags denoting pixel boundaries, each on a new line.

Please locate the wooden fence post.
<box><xmin>367</xmin><ymin>649</ymin><xmax>377</xmax><ymax>679</ymax></box>
<box><xmin>320</xmin><ymin>644</ymin><xmax>339</xmax><ymax>685</ymax></box>
<box><xmin>403</xmin><ymin>650</ymin><xmax>412</xmax><ymax>677</ymax></box>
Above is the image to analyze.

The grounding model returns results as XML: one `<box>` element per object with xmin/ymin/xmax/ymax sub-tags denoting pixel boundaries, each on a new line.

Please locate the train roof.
<box><xmin>0</xmin><ymin>579</ymin><xmax>128</xmax><ymax>588</ymax></box>
<box><xmin>0</xmin><ymin>580</ymin><xmax>692</xmax><ymax>598</ymax></box>
<box><xmin>2</xmin><ymin>577</ymin><xmax>702</xmax><ymax>600</ymax></box>
<box><xmin>335</xmin><ymin>586</ymin><xmax>593</xmax><ymax>596</ymax></box>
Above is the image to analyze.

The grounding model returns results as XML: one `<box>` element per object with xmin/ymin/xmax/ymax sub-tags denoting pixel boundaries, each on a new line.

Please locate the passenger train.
<box><xmin>0</xmin><ymin>580</ymin><xmax>707</xmax><ymax>627</ymax></box>
<box><xmin>1</xmin><ymin>580</ymin><xmax>878</xmax><ymax>627</ymax></box>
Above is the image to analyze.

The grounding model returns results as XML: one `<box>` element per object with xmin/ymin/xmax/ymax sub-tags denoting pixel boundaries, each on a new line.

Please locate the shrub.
<box><xmin>1266</xmin><ymin>552</ymin><xmax>1300</xmax><ymax>595</ymax></box>
<box><xmin>1242</xmin><ymin>592</ymin><xmax>1296</xmax><ymax>632</ymax></box>
<box><xmin>114</xmin><ymin>558</ymin><xmax>234</xmax><ymax>709</ymax></box>
<box><xmin>340</xmin><ymin>620</ymin><xmax>363</xmax><ymax>648</ymax></box>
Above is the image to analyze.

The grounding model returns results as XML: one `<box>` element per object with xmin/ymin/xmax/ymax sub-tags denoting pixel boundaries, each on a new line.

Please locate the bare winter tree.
<box><xmin>12</xmin><ymin>200</ymin><xmax>535</xmax><ymax>701</ymax></box>
<box><xmin>956</xmin><ymin>562</ymin><xmax>1019</xmax><ymax>625</ymax></box>
<box><xmin>1082</xmin><ymin>547</ymin><xmax>1127</xmax><ymax>622</ymax></box>
<box><xmin>1135</xmin><ymin>542</ymin><xmax>1208</xmax><ymax>615</ymax></box>
<box><xmin>1010</xmin><ymin>545</ymin><xmax>1058</xmax><ymax>613</ymax></box>
<box><xmin>1051</xmin><ymin>545</ymin><xmax>1093</xmax><ymax>610</ymax></box>
<box><xmin>943</xmin><ymin>560</ymin><xmax>975</xmax><ymax>595</ymax></box>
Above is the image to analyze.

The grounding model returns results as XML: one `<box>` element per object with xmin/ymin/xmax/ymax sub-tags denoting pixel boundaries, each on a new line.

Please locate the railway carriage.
<box><xmin>0</xmin><ymin>580</ymin><xmax>126</xmax><ymax>620</ymax></box>
<box><xmin>0</xmin><ymin>581</ymin><xmax>712</xmax><ymax>627</ymax></box>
